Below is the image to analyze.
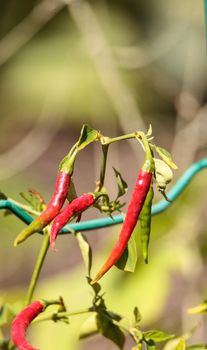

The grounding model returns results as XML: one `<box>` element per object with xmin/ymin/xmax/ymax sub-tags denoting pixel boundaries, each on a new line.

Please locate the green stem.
<box><xmin>137</xmin><ymin>132</ymin><xmax>154</xmax><ymax>172</ymax></box>
<box><xmin>34</xmin><ymin>307</ymin><xmax>93</xmax><ymax>323</ymax></box>
<box><xmin>137</xmin><ymin>132</ymin><xmax>151</xmax><ymax>159</ymax></box>
<box><xmin>97</xmin><ymin>144</ymin><xmax>109</xmax><ymax>191</ymax></box>
<box><xmin>34</xmin><ymin>305</ymin><xmax>136</xmax><ymax>345</ymax></box>
<box><xmin>67</xmin><ymin>141</ymin><xmax>79</xmax><ymax>158</ymax></box>
<box><xmin>44</xmin><ymin>299</ymin><xmax>62</xmax><ymax>307</ymax></box>
<box><xmin>25</xmin><ymin>230</ymin><xmax>50</xmax><ymax>306</ymax></box>
<box><xmin>101</xmin><ymin>132</ymin><xmax>136</xmax><ymax>145</ymax></box>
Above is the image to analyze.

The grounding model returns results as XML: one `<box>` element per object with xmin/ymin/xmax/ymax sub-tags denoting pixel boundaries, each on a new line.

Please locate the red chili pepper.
<box><xmin>14</xmin><ymin>125</ymin><xmax>99</xmax><ymax>246</ymax></box>
<box><xmin>11</xmin><ymin>300</ymin><xmax>45</xmax><ymax>350</ymax></box>
<box><xmin>50</xmin><ymin>193</ymin><xmax>95</xmax><ymax>251</ymax></box>
<box><xmin>92</xmin><ymin>133</ymin><xmax>154</xmax><ymax>283</ymax></box>
<box><xmin>14</xmin><ymin>172</ymin><xmax>71</xmax><ymax>246</ymax></box>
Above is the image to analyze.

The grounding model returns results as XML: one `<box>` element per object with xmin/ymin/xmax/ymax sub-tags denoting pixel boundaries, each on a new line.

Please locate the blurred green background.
<box><xmin>0</xmin><ymin>0</ymin><xmax>207</xmax><ymax>349</ymax></box>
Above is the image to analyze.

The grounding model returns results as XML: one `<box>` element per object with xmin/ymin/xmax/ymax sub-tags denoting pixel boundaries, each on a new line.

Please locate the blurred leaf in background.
<box><xmin>0</xmin><ymin>1</ymin><xmax>207</xmax><ymax>349</ymax></box>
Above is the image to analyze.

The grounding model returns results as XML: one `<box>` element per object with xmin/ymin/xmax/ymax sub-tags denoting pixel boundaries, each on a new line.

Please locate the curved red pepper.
<box><xmin>92</xmin><ymin>133</ymin><xmax>154</xmax><ymax>283</ymax></box>
<box><xmin>50</xmin><ymin>193</ymin><xmax>95</xmax><ymax>251</ymax></box>
<box><xmin>14</xmin><ymin>172</ymin><xmax>71</xmax><ymax>246</ymax></box>
<box><xmin>11</xmin><ymin>300</ymin><xmax>44</xmax><ymax>350</ymax></box>
<box><xmin>92</xmin><ymin>169</ymin><xmax>152</xmax><ymax>283</ymax></box>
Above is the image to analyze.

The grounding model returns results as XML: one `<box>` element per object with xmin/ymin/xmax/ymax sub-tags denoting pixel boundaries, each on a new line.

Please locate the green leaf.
<box><xmin>155</xmin><ymin>146</ymin><xmax>177</xmax><ymax>170</ymax></box>
<box><xmin>75</xmin><ymin>232</ymin><xmax>92</xmax><ymax>277</ymax></box>
<box><xmin>59</xmin><ymin>125</ymin><xmax>98</xmax><ymax>174</ymax></box>
<box><xmin>131</xmin><ymin>346</ymin><xmax>143</xmax><ymax>350</ymax></box>
<box><xmin>67</xmin><ymin>178</ymin><xmax>78</xmax><ymax>203</ymax></box>
<box><xmin>144</xmin><ymin>330</ymin><xmax>175</xmax><ymax>343</ymax></box>
<box><xmin>188</xmin><ymin>300</ymin><xmax>207</xmax><ymax>314</ymax></box>
<box><xmin>113</xmin><ymin>167</ymin><xmax>128</xmax><ymax>199</ymax></box>
<box><xmin>146</xmin><ymin>339</ymin><xmax>156</xmax><ymax>350</ymax></box>
<box><xmin>107</xmin><ymin>311</ymin><xmax>122</xmax><ymax>322</ymax></box>
<box><xmin>94</xmin><ymin>192</ymin><xmax>110</xmax><ymax>214</ymax></box>
<box><xmin>0</xmin><ymin>192</ymin><xmax>7</xmax><ymax>200</ymax></box>
<box><xmin>164</xmin><ymin>325</ymin><xmax>199</xmax><ymax>350</ymax></box>
<box><xmin>133</xmin><ymin>306</ymin><xmax>142</xmax><ymax>324</ymax></box>
<box><xmin>0</xmin><ymin>306</ymin><xmax>8</xmax><ymax>327</ymax></box>
<box><xmin>97</xmin><ymin>311</ymin><xmax>125</xmax><ymax>349</ymax></box>
<box><xmin>0</xmin><ymin>303</ymin><xmax>17</xmax><ymax>327</ymax></box>
<box><xmin>79</xmin><ymin>314</ymin><xmax>99</xmax><ymax>339</ymax></box>
<box><xmin>175</xmin><ymin>338</ymin><xmax>186</xmax><ymax>350</ymax></box>
<box><xmin>77</xmin><ymin>124</ymin><xmax>99</xmax><ymax>151</ymax></box>
<box><xmin>187</xmin><ymin>344</ymin><xmax>207</xmax><ymax>350</ymax></box>
<box><xmin>115</xmin><ymin>235</ymin><xmax>137</xmax><ymax>272</ymax></box>
<box><xmin>19</xmin><ymin>190</ymin><xmax>45</xmax><ymax>212</ymax></box>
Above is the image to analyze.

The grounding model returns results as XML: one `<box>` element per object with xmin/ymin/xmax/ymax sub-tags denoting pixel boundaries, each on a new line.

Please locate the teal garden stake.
<box><xmin>1</xmin><ymin>158</ymin><xmax>207</xmax><ymax>234</ymax></box>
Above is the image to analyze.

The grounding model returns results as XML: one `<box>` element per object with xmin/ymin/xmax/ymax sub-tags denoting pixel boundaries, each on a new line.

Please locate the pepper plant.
<box><xmin>0</xmin><ymin>124</ymin><xmax>206</xmax><ymax>350</ymax></box>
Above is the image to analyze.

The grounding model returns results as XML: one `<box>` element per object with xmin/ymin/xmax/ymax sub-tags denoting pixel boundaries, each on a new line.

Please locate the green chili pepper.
<box><xmin>139</xmin><ymin>180</ymin><xmax>154</xmax><ymax>264</ymax></box>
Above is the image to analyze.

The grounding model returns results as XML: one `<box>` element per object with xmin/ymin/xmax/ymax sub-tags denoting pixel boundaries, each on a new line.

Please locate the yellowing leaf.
<box><xmin>75</xmin><ymin>232</ymin><xmax>92</xmax><ymax>277</ymax></box>
<box><xmin>155</xmin><ymin>147</ymin><xmax>177</xmax><ymax>170</ymax></box>
<box><xmin>175</xmin><ymin>338</ymin><xmax>186</xmax><ymax>350</ymax></box>
<box><xmin>187</xmin><ymin>301</ymin><xmax>207</xmax><ymax>314</ymax></box>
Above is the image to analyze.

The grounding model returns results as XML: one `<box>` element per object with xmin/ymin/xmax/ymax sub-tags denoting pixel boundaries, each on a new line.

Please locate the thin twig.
<box><xmin>8</xmin><ymin>198</ymin><xmax>40</xmax><ymax>216</ymax></box>
<box><xmin>34</xmin><ymin>307</ymin><xmax>93</xmax><ymax>323</ymax></box>
<box><xmin>114</xmin><ymin>24</ymin><xmax>189</xmax><ymax>69</ymax></box>
<box><xmin>67</xmin><ymin>0</ymin><xmax>146</xmax><ymax>148</ymax></box>
<box><xmin>171</xmin><ymin>29</ymin><xmax>207</xmax><ymax>169</ymax></box>
<box><xmin>172</xmin><ymin>103</ymin><xmax>207</xmax><ymax>170</ymax></box>
<box><xmin>0</xmin><ymin>91</ymin><xmax>65</xmax><ymax>180</ymax></box>
<box><xmin>97</xmin><ymin>144</ymin><xmax>109</xmax><ymax>192</ymax></box>
<box><xmin>25</xmin><ymin>230</ymin><xmax>50</xmax><ymax>306</ymax></box>
<box><xmin>0</xmin><ymin>0</ymin><xmax>65</xmax><ymax>67</ymax></box>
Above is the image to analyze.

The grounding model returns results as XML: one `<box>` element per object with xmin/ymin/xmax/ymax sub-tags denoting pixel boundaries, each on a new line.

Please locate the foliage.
<box><xmin>1</xmin><ymin>125</ymin><xmax>206</xmax><ymax>350</ymax></box>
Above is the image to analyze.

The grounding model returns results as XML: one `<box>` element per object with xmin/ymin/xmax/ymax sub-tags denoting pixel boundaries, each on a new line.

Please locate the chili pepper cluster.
<box><xmin>11</xmin><ymin>124</ymin><xmax>177</xmax><ymax>350</ymax></box>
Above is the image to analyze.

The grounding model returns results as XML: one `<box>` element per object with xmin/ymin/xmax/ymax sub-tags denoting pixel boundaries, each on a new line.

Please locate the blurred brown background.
<box><xmin>0</xmin><ymin>0</ymin><xmax>207</xmax><ymax>349</ymax></box>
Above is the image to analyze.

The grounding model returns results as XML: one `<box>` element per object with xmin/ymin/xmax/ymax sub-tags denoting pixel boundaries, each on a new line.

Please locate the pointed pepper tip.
<box><xmin>50</xmin><ymin>241</ymin><xmax>57</xmax><ymax>253</ymax></box>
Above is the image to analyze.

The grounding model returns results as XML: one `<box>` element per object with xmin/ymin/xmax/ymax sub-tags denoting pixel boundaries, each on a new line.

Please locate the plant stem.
<box><xmin>136</xmin><ymin>132</ymin><xmax>154</xmax><ymax>172</ymax></box>
<box><xmin>34</xmin><ymin>307</ymin><xmax>93</xmax><ymax>323</ymax></box>
<box><xmin>8</xmin><ymin>339</ymin><xmax>15</xmax><ymax>350</ymax></box>
<box><xmin>25</xmin><ymin>230</ymin><xmax>50</xmax><ymax>306</ymax></box>
<box><xmin>101</xmin><ymin>132</ymin><xmax>136</xmax><ymax>145</ymax></box>
<box><xmin>137</xmin><ymin>132</ymin><xmax>152</xmax><ymax>159</ymax></box>
<box><xmin>97</xmin><ymin>144</ymin><xmax>109</xmax><ymax>191</ymax></box>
